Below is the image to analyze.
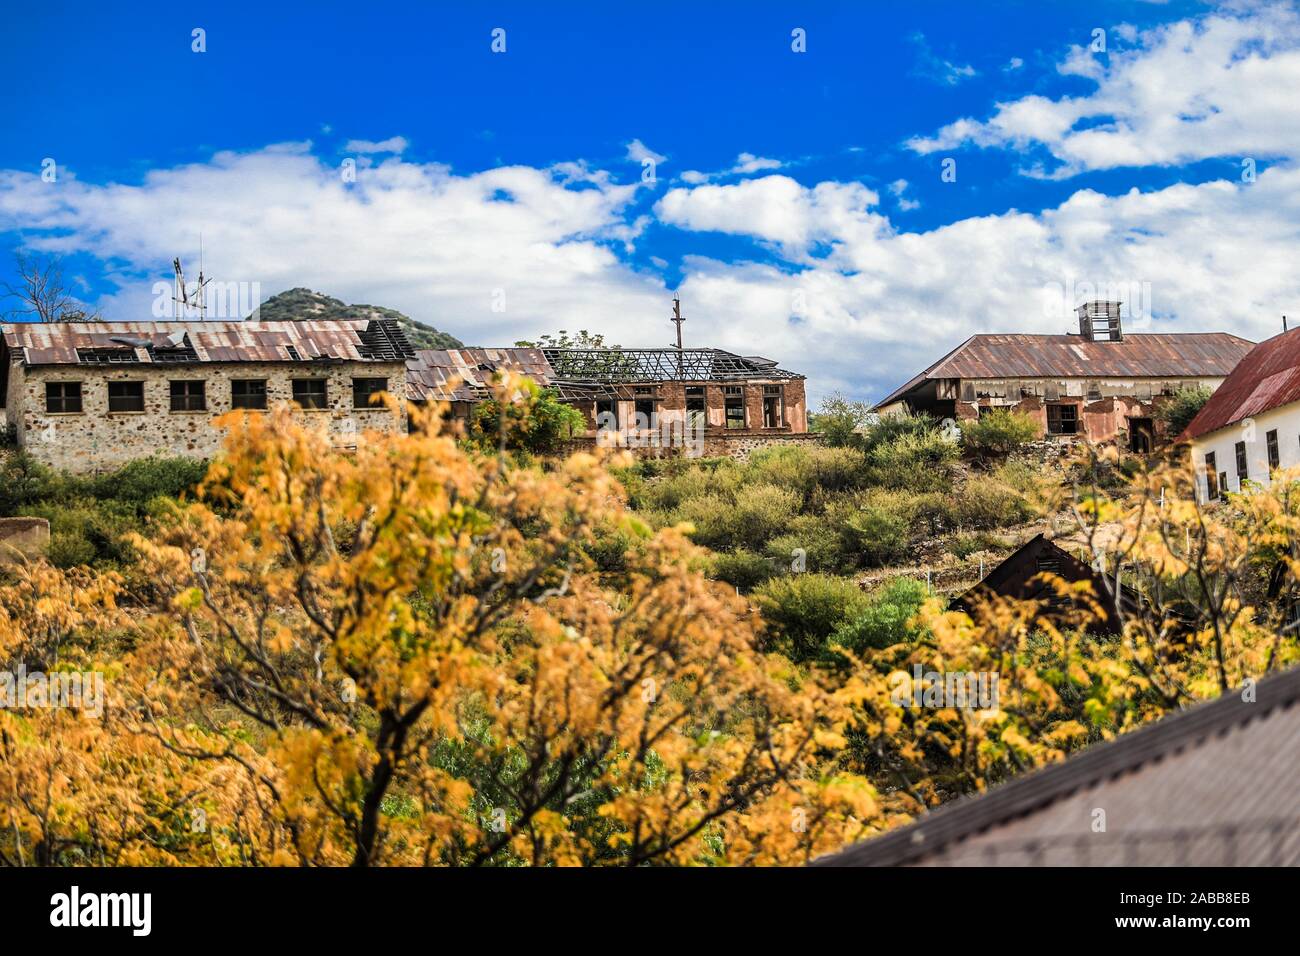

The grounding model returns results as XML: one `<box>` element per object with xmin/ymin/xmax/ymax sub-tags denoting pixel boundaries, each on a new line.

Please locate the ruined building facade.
<box><xmin>1</xmin><ymin>319</ymin><xmax>411</xmax><ymax>472</ymax></box>
<box><xmin>406</xmin><ymin>346</ymin><xmax>809</xmax><ymax>458</ymax></box>
<box><xmin>875</xmin><ymin>301</ymin><xmax>1253</xmax><ymax>450</ymax></box>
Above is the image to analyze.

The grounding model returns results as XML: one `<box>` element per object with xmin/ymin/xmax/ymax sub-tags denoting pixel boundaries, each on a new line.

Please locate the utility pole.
<box><xmin>671</xmin><ymin>295</ymin><xmax>685</xmax><ymax>377</ymax></box>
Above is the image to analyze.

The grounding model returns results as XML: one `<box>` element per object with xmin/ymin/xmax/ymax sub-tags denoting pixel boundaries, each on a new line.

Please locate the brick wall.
<box><xmin>9</xmin><ymin>360</ymin><xmax>407</xmax><ymax>473</ymax></box>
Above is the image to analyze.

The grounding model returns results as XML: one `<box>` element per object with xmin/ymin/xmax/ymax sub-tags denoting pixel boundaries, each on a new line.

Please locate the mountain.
<box><xmin>254</xmin><ymin>288</ymin><xmax>464</xmax><ymax>350</ymax></box>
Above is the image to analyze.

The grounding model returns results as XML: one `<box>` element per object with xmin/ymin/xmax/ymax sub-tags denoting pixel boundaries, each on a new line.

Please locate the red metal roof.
<box><xmin>0</xmin><ymin>319</ymin><xmax>408</xmax><ymax>365</ymax></box>
<box><xmin>877</xmin><ymin>332</ymin><xmax>1254</xmax><ymax>409</ymax></box>
<box><xmin>1179</xmin><ymin>328</ymin><xmax>1300</xmax><ymax>442</ymax></box>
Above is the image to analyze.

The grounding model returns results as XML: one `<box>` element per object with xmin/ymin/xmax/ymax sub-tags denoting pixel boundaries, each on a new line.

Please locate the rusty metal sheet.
<box><xmin>930</xmin><ymin>333</ymin><xmax>1254</xmax><ymax>379</ymax></box>
<box><xmin>0</xmin><ymin>319</ymin><xmax>389</xmax><ymax>366</ymax></box>
<box><xmin>878</xmin><ymin>332</ymin><xmax>1255</xmax><ymax>410</ymax></box>
<box><xmin>1181</xmin><ymin>329</ymin><xmax>1300</xmax><ymax>441</ymax></box>
<box><xmin>405</xmin><ymin>347</ymin><xmax>558</xmax><ymax>402</ymax></box>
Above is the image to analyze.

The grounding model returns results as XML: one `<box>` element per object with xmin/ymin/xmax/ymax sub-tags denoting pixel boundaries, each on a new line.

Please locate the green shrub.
<box><xmin>710</xmin><ymin>549</ymin><xmax>777</xmax><ymax>591</ymax></box>
<box><xmin>843</xmin><ymin>496</ymin><xmax>913</xmax><ymax>567</ymax></box>
<box><xmin>961</xmin><ymin>409</ymin><xmax>1040</xmax><ymax>458</ymax></box>
<box><xmin>0</xmin><ymin>450</ymin><xmax>61</xmax><ymax>516</ymax></box>
<box><xmin>862</xmin><ymin>412</ymin><xmax>938</xmax><ymax>453</ymax></box>
<box><xmin>754</xmin><ymin>573</ymin><xmax>872</xmax><ymax>662</ymax></box>
<box><xmin>946</xmin><ymin>474</ymin><xmax>1034</xmax><ymax>530</ymax></box>
<box><xmin>745</xmin><ymin>444</ymin><xmax>867</xmax><ymax>499</ymax></box>
<box><xmin>865</xmin><ymin>429</ymin><xmax>959</xmax><ymax>492</ymax></box>
<box><xmin>88</xmin><ymin>456</ymin><xmax>207</xmax><ymax>508</ymax></box>
<box><xmin>765</xmin><ymin>518</ymin><xmax>852</xmax><ymax>575</ymax></box>
<box><xmin>1156</xmin><ymin>385</ymin><xmax>1213</xmax><ymax>438</ymax></box>
<box><xmin>810</xmin><ymin>393</ymin><xmax>872</xmax><ymax>448</ymax></box>
<box><xmin>637</xmin><ymin>463</ymin><xmax>739</xmax><ymax>512</ymax></box>
<box><xmin>831</xmin><ymin>577</ymin><xmax>930</xmax><ymax>653</ymax></box>
<box><xmin>681</xmin><ymin>483</ymin><xmax>800</xmax><ymax>552</ymax></box>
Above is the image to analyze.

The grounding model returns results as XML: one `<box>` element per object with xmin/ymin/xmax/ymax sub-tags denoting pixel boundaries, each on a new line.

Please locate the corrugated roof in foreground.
<box><xmin>1178</xmin><ymin>327</ymin><xmax>1300</xmax><ymax>442</ymax></box>
<box><xmin>876</xmin><ymin>331</ymin><xmax>1255</xmax><ymax>409</ymax></box>
<box><xmin>812</xmin><ymin>664</ymin><xmax>1300</xmax><ymax>867</ymax></box>
<box><xmin>0</xmin><ymin>319</ymin><xmax>413</xmax><ymax>365</ymax></box>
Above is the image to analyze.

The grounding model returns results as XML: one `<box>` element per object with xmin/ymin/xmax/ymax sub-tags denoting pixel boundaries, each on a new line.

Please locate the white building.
<box><xmin>1180</xmin><ymin>327</ymin><xmax>1300</xmax><ymax>501</ymax></box>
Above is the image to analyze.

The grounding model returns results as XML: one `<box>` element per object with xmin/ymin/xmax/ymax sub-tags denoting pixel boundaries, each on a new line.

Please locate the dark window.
<box><xmin>77</xmin><ymin>348</ymin><xmax>135</xmax><ymax>364</ymax></box>
<box><xmin>1086</xmin><ymin>382</ymin><xmax>1102</xmax><ymax>402</ymax></box>
<box><xmin>232</xmin><ymin>379</ymin><xmax>268</xmax><ymax>410</ymax></box>
<box><xmin>292</xmin><ymin>379</ymin><xmax>328</xmax><ymax>409</ymax></box>
<box><xmin>1046</xmin><ymin>403</ymin><xmax>1079</xmax><ymax>435</ymax></box>
<box><xmin>1235</xmin><ymin>441</ymin><xmax>1248</xmax><ymax>482</ymax></box>
<box><xmin>169</xmin><ymin>380</ymin><xmax>206</xmax><ymax>411</ymax></box>
<box><xmin>595</xmin><ymin>398</ymin><xmax>618</xmax><ymax>430</ymax></box>
<box><xmin>633</xmin><ymin>386</ymin><xmax>655</xmax><ymax>427</ymax></box>
<box><xmin>724</xmin><ymin>386</ymin><xmax>745</xmax><ymax>430</ymax></box>
<box><xmin>108</xmin><ymin>381</ymin><xmax>145</xmax><ymax>412</ymax></box>
<box><xmin>685</xmin><ymin>386</ymin><xmax>705</xmax><ymax>430</ymax></box>
<box><xmin>352</xmin><ymin>377</ymin><xmax>388</xmax><ymax>408</ymax></box>
<box><xmin>762</xmin><ymin>384</ymin><xmax>783</xmax><ymax>428</ymax></box>
<box><xmin>1267</xmin><ymin>429</ymin><xmax>1280</xmax><ymax>470</ymax></box>
<box><xmin>45</xmin><ymin>381</ymin><xmax>82</xmax><ymax>413</ymax></box>
<box><xmin>1205</xmin><ymin>452</ymin><xmax>1218</xmax><ymax>500</ymax></box>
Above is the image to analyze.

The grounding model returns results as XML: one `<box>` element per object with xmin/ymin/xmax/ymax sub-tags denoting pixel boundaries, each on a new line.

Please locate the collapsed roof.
<box><xmin>877</xmin><ymin>332</ymin><xmax>1254</xmax><ymax>409</ymax></box>
<box><xmin>0</xmin><ymin>319</ymin><xmax>415</xmax><ymax>365</ymax></box>
<box><xmin>406</xmin><ymin>347</ymin><xmax>803</xmax><ymax>402</ymax></box>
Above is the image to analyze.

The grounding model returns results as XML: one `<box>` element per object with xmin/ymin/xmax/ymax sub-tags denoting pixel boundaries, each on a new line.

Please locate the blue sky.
<box><xmin>2</xmin><ymin>0</ymin><xmax>1299</xmax><ymax>404</ymax></box>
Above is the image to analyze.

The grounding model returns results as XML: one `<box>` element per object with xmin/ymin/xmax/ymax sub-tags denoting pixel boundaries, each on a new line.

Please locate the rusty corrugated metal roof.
<box><xmin>0</xmin><ymin>319</ymin><xmax>411</xmax><ymax>366</ymax></box>
<box><xmin>932</xmin><ymin>332</ymin><xmax>1253</xmax><ymax>378</ymax></box>
<box><xmin>405</xmin><ymin>348</ymin><xmax>557</xmax><ymax>402</ymax></box>
<box><xmin>1179</xmin><ymin>327</ymin><xmax>1300</xmax><ymax>442</ymax></box>
<box><xmin>877</xmin><ymin>332</ymin><xmax>1255</xmax><ymax>409</ymax></box>
<box><xmin>814</xmin><ymin>664</ymin><xmax>1300</xmax><ymax>866</ymax></box>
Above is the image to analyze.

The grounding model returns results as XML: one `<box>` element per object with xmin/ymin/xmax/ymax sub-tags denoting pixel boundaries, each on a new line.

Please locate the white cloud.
<box><xmin>909</xmin><ymin>31</ymin><xmax>978</xmax><ymax>85</ymax></box>
<box><xmin>343</xmin><ymin>135</ymin><xmax>409</xmax><ymax>155</ymax></box>
<box><xmin>0</xmin><ymin>144</ymin><xmax>666</xmax><ymax>346</ymax></box>
<box><xmin>1005</xmin><ymin>57</ymin><xmax>1025</xmax><ymax>72</ymax></box>
<box><xmin>908</xmin><ymin>4</ymin><xmax>1300</xmax><ymax>175</ymax></box>
<box><xmin>625</xmin><ymin>139</ymin><xmax>667</xmax><ymax>166</ymax></box>
<box><xmin>888</xmin><ymin>178</ymin><xmax>920</xmax><ymax>211</ymax></box>
<box><xmin>4</xmin><ymin>139</ymin><xmax>1300</xmax><ymax>408</ymax></box>
<box><xmin>659</xmin><ymin>166</ymin><xmax>1300</xmax><ymax>403</ymax></box>
<box><xmin>656</xmin><ymin>176</ymin><xmax>887</xmax><ymax>260</ymax></box>
<box><xmin>677</xmin><ymin>153</ymin><xmax>786</xmax><ymax>185</ymax></box>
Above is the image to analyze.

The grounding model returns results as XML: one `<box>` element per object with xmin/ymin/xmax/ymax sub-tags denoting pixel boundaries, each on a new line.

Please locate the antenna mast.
<box><xmin>171</xmin><ymin>241</ymin><xmax>212</xmax><ymax>320</ymax></box>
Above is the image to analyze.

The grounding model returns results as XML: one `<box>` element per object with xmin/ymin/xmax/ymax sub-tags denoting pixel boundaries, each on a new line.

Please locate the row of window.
<box><xmin>594</xmin><ymin>384</ymin><xmax>785</xmax><ymax>430</ymax></box>
<box><xmin>44</xmin><ymin>378</ymin><xmax>389</xmax><ymax>414</ymax></box>
<box><xmin>963</xmin><ymin>380</ymin><xmax>1192</xmax><ymax>403</ymax></box>
<box><xmin>1205</xmin><ymin>428</ymin><xmax>1289</xmax><ymax>498</ymax></box>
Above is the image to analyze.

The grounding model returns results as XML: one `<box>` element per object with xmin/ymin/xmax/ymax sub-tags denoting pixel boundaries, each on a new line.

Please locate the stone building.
<box><xmin>875</xmin><ymin>301</ymin><xmax>1253</xmax><ymax>451</ymax></box>
<box><xmin>0</xmin><ymin>319</ymin><xmax>412</xmax><ymax>473</ymax></box>
<box><xmin>406</xmin><ymin>345</ymin><xmax>810</xmax><ymax>458</ymax></box>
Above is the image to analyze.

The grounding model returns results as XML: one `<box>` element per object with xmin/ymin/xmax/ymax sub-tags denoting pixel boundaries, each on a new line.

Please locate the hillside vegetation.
<box><xmin>256</xmin><ymin>287</ymin><xmax>464</xmax><ymax>350</ymax></box>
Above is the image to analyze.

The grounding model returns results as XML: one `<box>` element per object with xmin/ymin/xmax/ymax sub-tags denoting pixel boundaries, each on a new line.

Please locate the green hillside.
<box><xmin>255</xmin><ymin>287</ymin><xmax>464</xmax><ymax>350</ymax></box>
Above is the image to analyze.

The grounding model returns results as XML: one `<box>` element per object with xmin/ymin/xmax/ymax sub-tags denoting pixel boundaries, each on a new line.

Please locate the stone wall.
<box><xmin>0</xmin><ymin>517</ymin><xmax>50</xmax><ymax>564</ymax></box>
<box><xmin>7</xmin><ymin>360</ymin><xmax>407</xmax><ymax>473</ymax></box>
